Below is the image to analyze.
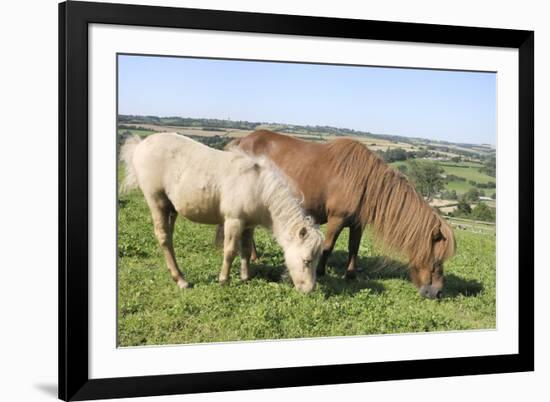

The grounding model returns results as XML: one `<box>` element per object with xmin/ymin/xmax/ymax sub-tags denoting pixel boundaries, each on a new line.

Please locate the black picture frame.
<box><xmin>59</xmin><ymin>1</ymin><xmax>534</xmax><ymax>400</ymax></box>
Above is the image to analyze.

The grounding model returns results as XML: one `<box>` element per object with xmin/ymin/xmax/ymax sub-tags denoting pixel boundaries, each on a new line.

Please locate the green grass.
<box><xmin>438</xmin><ymin>162</ymin><xmax>495</xmax><ymax>184</ymax></box>
<box><xmin>445</xmin><ymin>179</ymin><xmax>472</xmax><ymax>194</ymax></box>
<box><xmin>118</xmin><ymin>187</ymin><xmax>496</xmax><ymax>347</ymax></box>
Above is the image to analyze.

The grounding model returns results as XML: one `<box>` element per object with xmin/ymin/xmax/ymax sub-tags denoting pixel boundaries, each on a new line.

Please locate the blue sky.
<box><xmin>118</xmin><ymin>54</ymin><xmax>496</xmax><ymax>145</ymax></box>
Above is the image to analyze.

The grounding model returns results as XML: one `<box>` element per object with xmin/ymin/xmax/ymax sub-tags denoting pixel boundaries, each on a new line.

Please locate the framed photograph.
<box><xmin>59</xmin><ymin>1</ymin><xmax>534</xmax><ymax>400</ymax></box>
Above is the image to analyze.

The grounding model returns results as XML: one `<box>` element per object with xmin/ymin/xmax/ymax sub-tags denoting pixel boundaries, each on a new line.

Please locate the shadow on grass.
<box><xmin>330</xmin><ymin>251</ymin><xmax>409</xmax><ymax>280</ymax></box>
<box><xmin>249</xmin><ymin>263</ymin><xmax>286</xmax><ymax>283</ymax></box>
<box><xmin>250</xmin><ymin>259</ymin><xmax>385</xmax><ymax>298</ymax></box>
<box><xmin>444</xmin><ymin>274</ymin><xmax>483</xmax><ymax>297</ymax></box>
<box><xmin>330</xmin><ymin>251</ymin><xmax>483</xmax><ymax>299</ymax></box>
<box><xmin>118</xmin><ymin>198</ymin><xmax>129</xmax><ymax>207</ymax></box>
<box><xmin>249</xmin><ymin>249</ymin><xmax>482</xmax><ymax>299</ymax></box>
<box><xmin>317</xmin><ymin>275</ymin><xmax>385</xmax><ymax>298</ymax></box>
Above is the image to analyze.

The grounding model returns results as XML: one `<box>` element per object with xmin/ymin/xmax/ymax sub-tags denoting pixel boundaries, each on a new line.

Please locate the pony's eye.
<box><xmin>303</xmin><ymin>259</ymin><xmax>312</xmax><ymax>266</ymax></box>
<box><xmin>433</xmin><ymin>231</ymin><xmax>444</xmax><ymax>242</ymax></box>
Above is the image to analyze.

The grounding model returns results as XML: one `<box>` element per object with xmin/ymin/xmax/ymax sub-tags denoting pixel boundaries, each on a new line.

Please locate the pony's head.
<box><xmin>251</xmin><ymin>153</ymin><xmax>324</xmax><ymax>293</ymax></box>
<box><xmin>409</xmin><ymin>217</ymin><xmax>456</xmax><ymax>299</ymax></box>
<box><xmin>283</xmin><ymin>223</ymin><xmax>324</xmax><ymax>293</ymax></box>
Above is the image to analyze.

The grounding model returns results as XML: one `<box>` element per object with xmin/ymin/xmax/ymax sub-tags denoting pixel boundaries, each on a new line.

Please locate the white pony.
<box><xmin>120</xmin><ymin>133</ymin><xmax>324</xmax><ymax>293</ymax></box>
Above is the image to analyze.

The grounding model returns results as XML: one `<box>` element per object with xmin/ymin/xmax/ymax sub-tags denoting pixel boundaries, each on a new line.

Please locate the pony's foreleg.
<box><xmin>317</xmin><ymin>216</ymin><xmax>345</xmax><ymax>276</ymax></box>
<box><xmin>344</xmin><ymin>224</ymin><xmax>364</xmax><ymax>280</ymax></box>
<box><xmin>147</xmin><ymin>196</ymin><xmax>189</xmax><ymax>289</ymax></box>
<box><xmin>239</xmin><ymin>228</ymin><xmax>254</xmax><ymax>281</ymax></box>
<box><xmin>219</xmin><ymin>219</ymin><xmax>243</xmax><ymax>285</ymax></box>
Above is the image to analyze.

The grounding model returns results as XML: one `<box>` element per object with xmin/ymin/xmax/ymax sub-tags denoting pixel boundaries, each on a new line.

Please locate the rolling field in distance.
<box><xmin>119</xmin><ymin>125</ymin><xmax>494</xmax><ymax>198</ymax></box>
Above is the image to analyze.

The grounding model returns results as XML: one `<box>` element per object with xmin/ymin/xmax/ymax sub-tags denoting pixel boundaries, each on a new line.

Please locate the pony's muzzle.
<box><xmin>419</xmin><ymin>285</ymin><xmax>442</xmax><ymax>300</ymax></box>
<box><xmin>295</xmin><ymin>280</ymin><xmax>315</xmax><ymax>294</ymax></box>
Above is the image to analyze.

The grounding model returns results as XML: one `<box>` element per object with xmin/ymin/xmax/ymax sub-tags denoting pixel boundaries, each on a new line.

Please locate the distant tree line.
<box><xmin>377</xmin><ymin>148</ymin><xmax>410</xmax><ymax>162</ymax></box>
<box><xmin>446</xmin><ymin>174</ymin><xmax>466</xmax><ymax>182</ymax></box>
<box><xmin>118</xmin><ymin>124</ymin><xmax>157</xmax><ymax>132</ymax></box>
<box><xmin>470</xmin><ymin>180</ymin><xmax>496</xmax><ymax>189</ymax></box>
<box><xmin>376</xmin><ymin>147</ymin><xmax>447</xmax><ymax>163</ymax></box>
<box><xmin>445</xmin><ymin>175</ymin><xmax>495</xmax><ymax>189</ymax></box>
<box><xmin>201</xmin><ymin>127</ymin><xmax>226</xmax><ymax>132</ymax></box>
<box><xmin>451</xmin><ymin>200</ymin><xmax>495</xmax><ymax>222</ymax></box>
<box><xmin>186</xmin><ymin>135</ymin><xmax>232</xmax><ymax>150</ymax></box>
<box><xmin>119</xmin><ymin>115</ymin><xmax>260</xmax><ymax>130</ymax></box>
<box><xmin>426</xmin><ymin>144</ymin><xmax>479</xmax><ymax>159</ymax></box>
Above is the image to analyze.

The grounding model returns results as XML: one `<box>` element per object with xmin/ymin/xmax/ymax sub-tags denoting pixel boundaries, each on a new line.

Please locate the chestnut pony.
<box><xmin>217</xmin><ymin>130</ymin><xmax>455</xmax><ymax>299</ymax></box>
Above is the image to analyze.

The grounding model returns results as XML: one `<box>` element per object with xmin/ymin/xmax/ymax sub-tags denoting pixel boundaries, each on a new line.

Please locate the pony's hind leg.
<box><xmin>250</xmin><ymin>239</ymin><xmax>258</xmax><ymax>262</ymax></box>
<box><xmin>146</xmin><ymin>193</ymin><xmax>189</xmax><ymax>289</ymax></box>
<box><xmin>219</xmin><ymin>218</ymin><xmax>243</xmax><ymax>285</ymax></box>
<box><xmin>216</xmin><ymin>223</ymin><xmax>258</xmax><ymax>262</ymax></box>
<box><xmin>239</xmin><ymin>228</ymin><xmax>254</xmax><ymax>281</ymax></box>
<box><xmin>214</xmin><ymin>224</ymin><xmax>224</xmax><ymax>248</ymax></box>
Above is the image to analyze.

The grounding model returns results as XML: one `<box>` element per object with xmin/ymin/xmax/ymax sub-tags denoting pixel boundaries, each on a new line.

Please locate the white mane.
<box><xmin>227</xmin><ymin>147</ymin><xmax>320</xmax><ymax>248</ymax></box>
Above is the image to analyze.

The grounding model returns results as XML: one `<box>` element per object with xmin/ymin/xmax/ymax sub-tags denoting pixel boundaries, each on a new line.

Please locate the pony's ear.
<box><xmin>299</xmin><ymin>227</ymin><xmax>308</xmax><ymax>239</ymax></box>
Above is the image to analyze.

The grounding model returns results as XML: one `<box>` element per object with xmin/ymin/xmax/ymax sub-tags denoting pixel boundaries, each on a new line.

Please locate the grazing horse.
<box><xmin>120</xmin><ymin>133</ymin><xmax>323</xmax><ymax>293</ymax></box>
<box><xmin>218</xmin><ymin>130</ymin><xmax>455</xmax><ymax>299</ymax></box>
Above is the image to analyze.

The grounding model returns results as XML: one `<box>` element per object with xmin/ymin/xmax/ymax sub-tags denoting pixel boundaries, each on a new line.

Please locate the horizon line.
<box><xmin>117</xmin><ymin>113</ymin><xmax>495</xmax><ymax>148</ymax></box>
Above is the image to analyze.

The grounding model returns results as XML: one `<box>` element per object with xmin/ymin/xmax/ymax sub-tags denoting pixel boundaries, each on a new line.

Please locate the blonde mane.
<box><xmin>326</xmin><ymin>138</ymin><xmax>455</xmax><ymax>267</ymax></box>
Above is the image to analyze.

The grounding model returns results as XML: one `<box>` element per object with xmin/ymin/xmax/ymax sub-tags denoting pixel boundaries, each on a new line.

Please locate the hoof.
<box><xmin>219</xmin><ymin>278</ymin><xmax>230</xmax><ymax>286</ymax></box>
<box><xmin>343</xmin><ymin>271</ymin><xmax>357</xmax><ymax>280</ymax></box>
<box><xmin>177</xmin><ymin>279</ymin><xmax>190</xmax><ymax>289</ymax></box>
<box><xmin>240</xmin><ymin>275</ymin><xmax>250</xmax><ymax>282</ymax></box>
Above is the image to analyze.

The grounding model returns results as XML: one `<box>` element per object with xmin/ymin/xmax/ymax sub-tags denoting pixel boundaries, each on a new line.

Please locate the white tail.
<box><xmin>119</xmin><ymin>135</ymin><xmax>142</xmax><ymax>194</ymax></box>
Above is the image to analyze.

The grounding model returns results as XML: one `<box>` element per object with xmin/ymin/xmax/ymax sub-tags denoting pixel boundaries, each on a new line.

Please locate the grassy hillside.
<box><xmin>438</xmin><ymin>162</ymin><xmax>495</xmax><ymax>184</ymax></box>
<box><xmin>118</xmin><ymin>182</ymin><xmax>496</xmax><ymax>347</ymax></box>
